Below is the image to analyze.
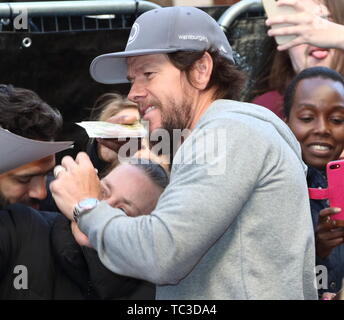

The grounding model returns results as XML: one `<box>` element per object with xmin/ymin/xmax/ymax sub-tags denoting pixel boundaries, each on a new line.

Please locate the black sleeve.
<box><xmin>39</xmin><ymin>173</ymin><xmax>59</xmax><ymax>212</ymax></box>
<box><xmin>0</xmin><ymin>210</ymin><xmax>14</xmax><ymax>279</ymax></box>
<box><xmin>51</xmin><ymin>213</ymin><xmax>155</xmax><ymax>300</ymax></box>
<box><xmin>86</xmin><ymin>139</ymin><xmax>108</xmax><ymax>174</ymax></box>
<box><xmin>81</xmin><ymin>246</ymin><xmax>155</xmax><ymax>300</ymax></box>
<box><xmin>50</xmin><ymin>214</ymin><xmax>90</xmax><ymax>294</ymax></box>
<box><xmin>40</xmin><ymin>140</ymin><xmax>107</xmax><ymax>212</ymax></box>
<box><xmin>0</xmin><ymin>204</ymin><xmax>57</xmax><ymax>299</ymax></box>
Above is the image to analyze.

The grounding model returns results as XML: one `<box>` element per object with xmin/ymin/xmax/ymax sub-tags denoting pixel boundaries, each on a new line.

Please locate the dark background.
<box><xmin>0</xmin><ymin>2</ymin><xmax>267</xmax><ymax>161</ymax></box>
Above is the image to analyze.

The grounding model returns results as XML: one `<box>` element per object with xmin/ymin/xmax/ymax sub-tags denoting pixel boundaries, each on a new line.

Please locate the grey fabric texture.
<box><xmin>79</xmin><ymin>100</ymin><xmax>317</xmax><ymax>300</ymax></box>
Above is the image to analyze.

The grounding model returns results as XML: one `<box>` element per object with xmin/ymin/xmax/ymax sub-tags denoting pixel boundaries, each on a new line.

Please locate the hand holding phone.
<box><xmin>309</xmin><ymin>160</ymin><xmax>344</xmax><ymax>221</ymax></box>
<box><xmin>262</xmin><ymin>0</ymin><xmax>298</xmax><ymax>45</ymax></box>
<box><xmin>325</xmin><ymin>160</ymin><xmax>344</xmax><ymax>220</ymax></box>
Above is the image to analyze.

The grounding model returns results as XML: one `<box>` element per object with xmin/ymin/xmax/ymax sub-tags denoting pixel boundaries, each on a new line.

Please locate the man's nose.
<box><xmin>127</xmin><ymin>81</ymin><xmax>147</xmax><ymax>103</ymax></box>
<box><xmin>28</xmin><ymin>176</ymin><xmax>47</xmax><ymax>200</ymax></box>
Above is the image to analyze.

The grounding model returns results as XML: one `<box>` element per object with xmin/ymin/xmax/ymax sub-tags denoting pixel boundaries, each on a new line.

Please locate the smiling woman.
<box><xmin>285</xmin><ymin>66</ymin><xmax>344</xmax><ymax>170</ymax></box>
<box><xmin>284</xmin><ymin>66</ymin><xmax>344</xmax><ymax>297</ymax></box>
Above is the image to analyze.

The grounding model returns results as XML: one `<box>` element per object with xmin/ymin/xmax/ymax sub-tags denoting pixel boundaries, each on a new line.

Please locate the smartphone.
<box><xmin>262</xmin><ymin>0</ymin><xmax>298</xmax><ymax>45</ymax></box>
<box><xmin>326</xmin><ymin>160</ymin><xmax>344</xmax><ymax>220</ymax></box>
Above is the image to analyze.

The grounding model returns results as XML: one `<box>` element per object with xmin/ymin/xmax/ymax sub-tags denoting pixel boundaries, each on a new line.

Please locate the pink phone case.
<box><xmin>326</xmin><ymin>160</ymin><xmax>344</xmax><ymax>220</ymax></box>
<box><xmin>308</xmin><ymin>160</ymin><xmax>344</xmax><ymax>220</ymax></box>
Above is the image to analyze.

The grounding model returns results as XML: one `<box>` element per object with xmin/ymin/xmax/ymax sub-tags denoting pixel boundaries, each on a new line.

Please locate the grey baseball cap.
<box><xmin>90</xmin><ymin>6</ymin><xmax>234</xmax><ymax>84</ymax></box>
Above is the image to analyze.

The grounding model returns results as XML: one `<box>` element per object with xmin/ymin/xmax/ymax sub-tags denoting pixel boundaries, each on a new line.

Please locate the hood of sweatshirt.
<box><xmin>195</xmin><ymin>99</ymin><xmax>307</xmax><ymax>175</ymax></box>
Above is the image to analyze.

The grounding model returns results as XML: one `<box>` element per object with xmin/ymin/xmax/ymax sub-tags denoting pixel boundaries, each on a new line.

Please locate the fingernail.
<box><xmin>334</xmin><ymin>208</ymin><xmax>342</xmax><ymax>213</ymax></box>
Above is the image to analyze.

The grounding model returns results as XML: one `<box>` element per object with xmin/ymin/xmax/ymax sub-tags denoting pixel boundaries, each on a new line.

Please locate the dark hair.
<box><xmin>284</xmin><ymin>66</ymin><xmax>344</xmax><ymax>118</ymax></box>
<box><xmin>126</xmin><ymin>158</ymin><xmax>169</xmax><ymax>190</ymax></box>
<box><xmin>168</xmin><ymin>49</ymin><xmax>246</xmax><ymax>101</ymax></box>
<box><xmin>0</xmin><ymin>84</ymin><xmax>62</xmax><ymax>141</ymax></box>
<box><xmin>103</xmin><ymin>157</ymin><xmax>170</xmax><ymax>189</ymax></box>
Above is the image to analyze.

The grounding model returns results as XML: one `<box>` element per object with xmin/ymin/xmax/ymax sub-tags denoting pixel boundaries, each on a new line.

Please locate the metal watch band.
<box><xmin>73</xmin><ymin>198</ymin><xmax>100</xmax><ymax>222</ymax></box>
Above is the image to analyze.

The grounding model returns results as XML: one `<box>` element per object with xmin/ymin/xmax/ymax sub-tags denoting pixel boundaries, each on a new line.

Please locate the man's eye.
<box><xmin>144</xmin><ymin>72</ymin><xmax>154</xmax><ymax>78</ymax></box>
<box><xmin>118</xmin><ymin>207</ymin><xmax>127</xmax><ymax>214</ymax></box>
<box><xmin>16</xmin><ymin>177</ymin><xmax>31</xmax><ymax>184</ymax></box>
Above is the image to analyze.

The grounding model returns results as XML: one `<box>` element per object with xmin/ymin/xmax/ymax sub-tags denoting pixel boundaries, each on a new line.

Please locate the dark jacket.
<box><xmin>51</xmin><ymin>214</ymin><xmax>155</xmax><ymax>299</ymax></box>
<box><xmin>40</xmin><ymin>142</ymin><xmax>155</xmax><ymax>299</ymax></box>
<box><xmin>40</xmin><ymin>140</ymin><xmax>108</xmax><ymax>213</ymax></box>
<box><xmin>307</xmin><ymin>166</ymin><xmax>344</xmax><ymax>295</ymax></box>
<box><xmin>0</xmin><ymin>204</ymin><xmax>83</xmax><ymax>299</ymax></box>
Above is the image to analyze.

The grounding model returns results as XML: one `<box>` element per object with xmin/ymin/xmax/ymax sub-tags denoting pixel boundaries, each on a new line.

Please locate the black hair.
<box><xmin>121</xmin><ymin>157</ymin><xmax>169</xmax><ymax>190</ymax></box>
<box><xmin>0</xmin><ymin>84</ymin><xmax>62</xmax><ymax>141</ymax></box>
<box><xmin>284</xmin><ymin>66</ymin><xmax>344</xmax><ymax>119</ymax></box>
<box><xmin>168</xmin><ymin>49</ymin><xmax>246</xmax><ymax>101</ymax></box>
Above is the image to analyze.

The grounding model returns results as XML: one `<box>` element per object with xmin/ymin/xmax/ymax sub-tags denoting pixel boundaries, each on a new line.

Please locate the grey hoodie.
<box><xmin>79</xmin><ymin>99</ymin><xmax>318</xmax><ymax>300</ymax></box>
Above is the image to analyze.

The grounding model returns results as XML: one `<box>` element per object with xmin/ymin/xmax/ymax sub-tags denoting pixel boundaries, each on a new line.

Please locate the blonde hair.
<box><xmin>91</xmin><ymin>93</ymin><xmax>138</xmax><ymax>121</ymax></box>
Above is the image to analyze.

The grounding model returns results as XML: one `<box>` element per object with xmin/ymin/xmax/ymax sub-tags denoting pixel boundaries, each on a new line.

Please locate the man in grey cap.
<box><xmin>51</xmin><ymin>6</ymin><xmax>318</xmax><ymax>299</ymax></box>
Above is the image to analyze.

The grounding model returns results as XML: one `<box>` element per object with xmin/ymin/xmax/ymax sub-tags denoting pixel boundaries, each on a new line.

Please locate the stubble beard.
<box><xmin>149</xmin><ymin>96</ymin><xmax>193</xmax><ymax>163</ymax></box>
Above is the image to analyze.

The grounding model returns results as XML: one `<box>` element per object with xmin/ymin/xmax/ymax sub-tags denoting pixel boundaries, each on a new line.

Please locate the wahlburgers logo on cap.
<box><xmin>89</xmin><ymin>6</ymin><xmax>235</xmax><ymax>85</ymax></box>
<box><xmin>128</xmin><ymin>23</ymin><xmax>140</xmax><ymax>45</ymax></box>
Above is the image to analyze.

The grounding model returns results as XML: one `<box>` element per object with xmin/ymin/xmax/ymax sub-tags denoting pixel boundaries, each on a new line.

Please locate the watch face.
<box><xmin>79</xmin><ymin>198</ymin><xmax>99</xmax><ymax>210</ymax></box>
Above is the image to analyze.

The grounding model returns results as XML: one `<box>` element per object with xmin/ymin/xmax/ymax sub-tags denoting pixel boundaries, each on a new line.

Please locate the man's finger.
<box><xmin>53</xmin><ymin>165</ymin><xmax>66</xmax><ymax>179</ymax></box>
<box><xmin>106</xmin><ymin>115</ymin><xmax>138</xmax><ymax>125</ymax></box>
<box><xmin>75</xmin><ymin>152</ymin><xmax>94</xmax><ymax>168</ymax></box>
<box><xmin>61</xmin><ymin>155</ymin><xmax>78</xmax><ymax>171</ymax></box>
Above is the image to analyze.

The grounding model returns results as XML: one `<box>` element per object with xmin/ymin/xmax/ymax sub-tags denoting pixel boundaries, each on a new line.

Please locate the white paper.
<box><xmin>76</xmin><ymin>121</ymin><xmax>147</xmax><ymax>138</ymax></box>
<box><xmin>0</xmin><ymin>127</ymin><xmax>74</xmax><ymax>174</ymax></box>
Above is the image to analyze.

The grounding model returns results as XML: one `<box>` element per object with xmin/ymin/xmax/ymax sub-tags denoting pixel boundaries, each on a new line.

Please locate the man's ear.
<box><xmin>189</xmin><ymin>52</ymin><xmax>213</xmax><ymax>90</ymax></box>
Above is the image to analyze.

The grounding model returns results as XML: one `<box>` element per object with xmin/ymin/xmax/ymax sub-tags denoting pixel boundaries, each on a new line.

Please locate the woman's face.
<box><xmin>286</xmin><ymin>77</ymin><xmax>344</xmax><ymax>170</ymax></box>
<box><xmin>288</xmin><ymin>0</ymin><xmax>335</xmax><ymax>74</ymax></box>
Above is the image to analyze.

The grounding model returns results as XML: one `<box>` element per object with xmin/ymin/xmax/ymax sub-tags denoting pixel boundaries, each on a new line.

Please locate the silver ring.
<box><xmin>53</xmin><ymin>165</ymin><xmax>66</xmax><ymax>178</ymax></box>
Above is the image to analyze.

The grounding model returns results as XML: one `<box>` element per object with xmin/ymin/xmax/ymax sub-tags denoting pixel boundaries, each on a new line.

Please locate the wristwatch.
<box><xmin>73</xmin><ymin>198</ymin><xmax>100</xmax><ymax>222</ymax></box>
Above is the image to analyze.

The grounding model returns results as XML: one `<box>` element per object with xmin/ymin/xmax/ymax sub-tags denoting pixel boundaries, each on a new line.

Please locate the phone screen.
<box><xmin>262</xmin><ymin>0</ymin><xmax>297</xmax><ymax>45</ymax></box>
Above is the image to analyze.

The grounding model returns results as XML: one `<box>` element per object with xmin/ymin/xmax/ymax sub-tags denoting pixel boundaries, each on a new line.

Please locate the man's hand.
<box><xmin>96</xmin><ymin>114</ymin><xmax>143</xmax><ymax>159</ymax></box>
<box><xmin>315</xmin><ymin>207</ymin><xmax>344</xmax><ymax>259</ymax></box>
<box><xmin>71</xmin><ymin>221</ymin><xmax>92</xmax><ymax>248</ymax></box>
<box><xmin>50</xmin><ymin>152</ymin><xmax>101</xmax><ymax>220</ymax></box>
